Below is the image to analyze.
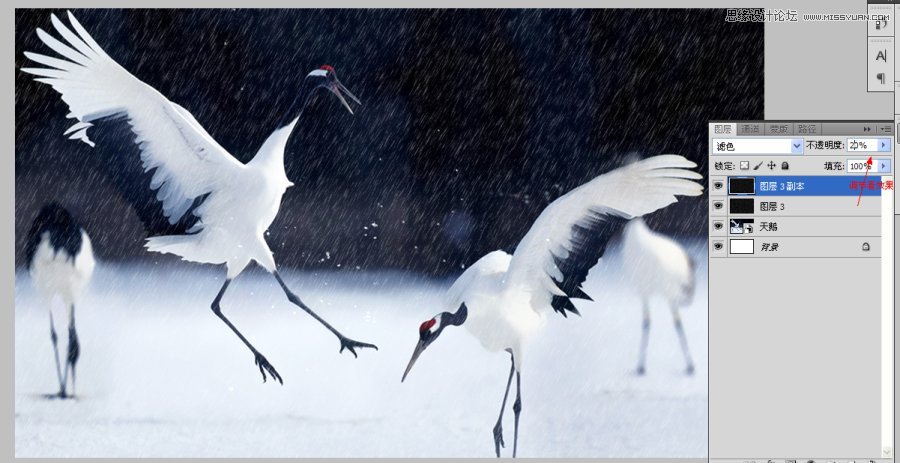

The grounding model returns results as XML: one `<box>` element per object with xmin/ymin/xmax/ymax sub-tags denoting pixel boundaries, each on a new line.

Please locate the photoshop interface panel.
<box><xmin>709</xmin><ymin>122</ymin><xmax>895</xmax><ymax>463</ymax></box>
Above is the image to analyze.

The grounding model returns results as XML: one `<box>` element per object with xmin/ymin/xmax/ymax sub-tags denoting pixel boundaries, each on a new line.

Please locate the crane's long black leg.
<box><xmin>211</xmin><ymin>279</ymin><xmax>282</xmax><ymax>385</ymax></box>
<box><xmin>671</xmin><ymin>304</ymin><xmax>695</xmax><ymax>375</ymax></box>
<box><xmin>273</xmin><ymin>271</ymin><xmax>377</xmax><ymax>357</ymax></box>
<box><xmin>637</xmin><ymin>299</ymin><xmax>650</xmax><ymax>375</ymax></box>
<box><xmin>493</xmin><ymin>350</ymin><xmax>515</xmax><ymax>458</ymax></box>
<box><xmin>48</xmin><ymin>311</ymin><xmax>66</xmax><ymax>398</ymax></box>
<box><xmin>64</xmin><ymin>304</ymin><xmax>80</xmax><ymax>398</ymax></box>
<box><xmin>512</xmin><ymin>371</ymin><xmax>522</xmax><ymax>458</ymax></box>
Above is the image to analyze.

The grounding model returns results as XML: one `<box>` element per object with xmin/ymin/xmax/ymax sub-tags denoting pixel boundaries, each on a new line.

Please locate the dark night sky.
<box><xmin>15</xmin><ymin>9</ymin><xmax>763</xmax><ymax>275</ymax></box>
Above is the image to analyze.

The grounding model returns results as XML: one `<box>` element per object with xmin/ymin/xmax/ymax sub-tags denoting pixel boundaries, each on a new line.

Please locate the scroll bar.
<box><xmin>882</xmin><ymin>174</ymin><xmax>894</xmax><ymax>459</ymax></box>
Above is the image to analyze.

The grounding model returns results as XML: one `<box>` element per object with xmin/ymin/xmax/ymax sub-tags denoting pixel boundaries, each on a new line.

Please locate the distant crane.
<box><xmin>24</xmin><ymin>12</ymin><xmax>374</xmax><ymax>385</ymax></box>
<box><xmin>401</xmin><ymin>155</ymin><xmax>702</xmax><ymax>457</ymax></box>
<box><xmin>620</xmin><ymin>218</ymin><xmax>696</xmax><ymax>375</ymax></box>
<box><xmin>25</xmin><ymin>203</ymin><xmax>95</xmax><ymax>399</ymax></box>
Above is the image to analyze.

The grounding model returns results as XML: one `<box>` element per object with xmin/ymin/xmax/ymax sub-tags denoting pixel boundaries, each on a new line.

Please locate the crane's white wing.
<box><xmin>22</xmin><ymin>12</ymin><xmax>244</xmax><ymax>228</ymax></box>
<box><xmin>444</xmin><ymin>250</ymin><xmax>512</xmax><ymax>310</ymax></box>
<box><xmin>504</xmin><ymin>155</ymin><xmax>703</xmax><ymax>317</ymax></box>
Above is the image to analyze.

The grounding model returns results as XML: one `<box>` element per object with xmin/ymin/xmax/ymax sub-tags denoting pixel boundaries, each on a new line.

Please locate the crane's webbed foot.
<box><xmin>254</xmin><ymin>351</ymin><xmax>283</xmax><ymax>385</ymax></box>
<box><xmin>338</xmin><ymin>336</ymin><xmax>378</xmax><ymax>358</ymax></box>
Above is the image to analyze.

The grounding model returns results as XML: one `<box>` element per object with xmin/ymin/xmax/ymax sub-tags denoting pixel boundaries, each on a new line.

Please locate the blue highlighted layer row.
<box><xmin>728</xmin><ymin>175</ymin><xmax>886</xmax><ymax>196</ymax></box>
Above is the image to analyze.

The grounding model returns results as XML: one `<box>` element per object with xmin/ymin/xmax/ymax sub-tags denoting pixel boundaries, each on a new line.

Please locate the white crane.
<box><xmin>401</xmin><ymin>155</ymin><xmax>703</xmax><ymax>457</ymax></box>
<box><xmin>620</xmin><ymin>218</ymin><xmax>696</xmax><ymax>375</ymax></box>
<box><xmin>23</xmin><ymin>12</ymin><xmax>374</xmax><ymax>385</ymax></box>
<box><xmin>25</xmin><ymin>203</ymin><xmax>95</xmax><ymax>399</ymax></box>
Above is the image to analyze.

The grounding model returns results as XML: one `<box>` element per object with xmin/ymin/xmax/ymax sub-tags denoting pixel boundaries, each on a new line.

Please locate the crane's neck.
<box><xmin>250</xmin><ymin>75</ymin><xmax>325</xmax><ymax>176</ymax></box>
<box><xmin>278</xmin><ymin>74</ymin><xmax>324</xmax><ymax>129</ymax></box>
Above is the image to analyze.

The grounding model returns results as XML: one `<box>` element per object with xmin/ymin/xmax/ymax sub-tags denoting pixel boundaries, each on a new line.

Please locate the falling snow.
<box><xmin>14</xmin><ymin>8</ymin><xmax>762</xmax><ymax>459</ymax></box>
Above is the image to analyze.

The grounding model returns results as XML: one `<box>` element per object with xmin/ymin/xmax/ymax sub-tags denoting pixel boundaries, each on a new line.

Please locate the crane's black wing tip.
<box><xmin>547</xmin><ymin>207</ymin><xmax>631</xmax><ymax>319</ymax></box>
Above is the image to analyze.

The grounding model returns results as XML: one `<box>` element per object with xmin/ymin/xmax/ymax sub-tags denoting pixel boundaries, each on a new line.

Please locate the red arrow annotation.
<box><xmin>856</xmin><ymin>156</ymin><xmax>873</xmax><ymax>207</ymax></box>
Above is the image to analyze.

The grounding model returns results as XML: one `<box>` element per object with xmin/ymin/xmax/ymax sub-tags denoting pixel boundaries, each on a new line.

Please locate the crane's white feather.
<box><xmin>444</xmin><ymin>251</ymin><xmax>541</xmax><ymax>370</ymax></box>
<box><xmin>504</xmin><ymin>155</ymin><xmax>703</xmax><ymax>314</ymax></box>
<box><xmin>444</xmin><ymin>250</ymin><xmax>512</xmax><ymax>310</ymax></box>
<box><xmin>29</xmin><ymin>230</ymin><xmax>95</xmax><ymax>308</ymax></box>
<box><xmin>21</xmin><ymin>12</ymin><xmax>293</xmax><ymax>277</ymax></box>
<box><xmin>23</xmin><ymin>12</ymin><xmax>245</xmax><ymax>230</ymax></box>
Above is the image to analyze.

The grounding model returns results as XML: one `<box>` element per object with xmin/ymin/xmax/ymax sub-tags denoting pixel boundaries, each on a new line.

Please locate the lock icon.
<box><xmin>863</xmin><ymin>242</ymin><xmax>871</xmax><ymax>251</ymax></box>
<box><xmin>781</xmin><ymin>161</ymin><xmax>789</xmax><ymax>170</ymax></box>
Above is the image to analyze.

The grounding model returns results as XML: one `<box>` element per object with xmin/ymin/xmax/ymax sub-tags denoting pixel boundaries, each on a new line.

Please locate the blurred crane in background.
<box><xmin>620</xmin><ymin>218</ymin><xmax>696</xmax><ymax>375</ymax></box>
<box><xmin>25</xmin><ymin>203</ymin><xmax>95</xmax><ymax>399</ymax></box>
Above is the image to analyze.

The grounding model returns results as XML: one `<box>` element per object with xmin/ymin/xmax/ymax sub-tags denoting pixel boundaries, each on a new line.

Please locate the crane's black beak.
<box><xmin>330</xmin><ymin>78</ymin><xmax>361</xmax><ymax>115</ymax></box>
<box><xmin>401</xmin><ymin>338</ymin><xmax>429</xmax><ymax>382</ymax></box>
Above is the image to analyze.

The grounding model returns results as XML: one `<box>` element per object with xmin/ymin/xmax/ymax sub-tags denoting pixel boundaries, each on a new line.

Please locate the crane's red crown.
<box><xmin>419</xmin><ymin>319</ymin><xmax>436</xmax><ymax>333</ymax></box>
<box><xmin>320</xmin><ymin>65</ymin><xmax>335</xmax><ymax>73</ymax></box>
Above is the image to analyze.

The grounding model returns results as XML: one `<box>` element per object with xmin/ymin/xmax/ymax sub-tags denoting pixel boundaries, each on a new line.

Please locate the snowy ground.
<box><xmin>15</xmin><ymin>243</ymin><xmax>708</xmax><ymax>458</ymax></box>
